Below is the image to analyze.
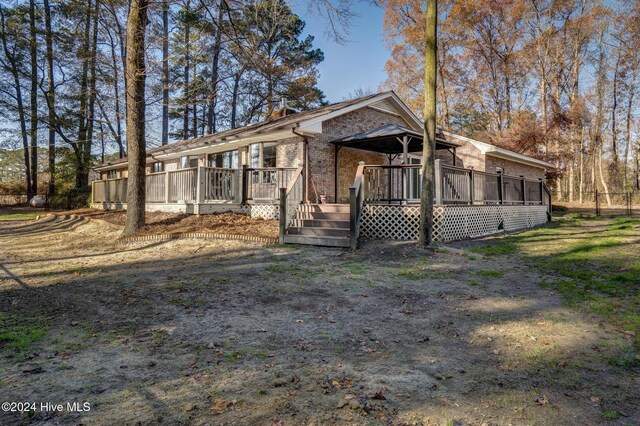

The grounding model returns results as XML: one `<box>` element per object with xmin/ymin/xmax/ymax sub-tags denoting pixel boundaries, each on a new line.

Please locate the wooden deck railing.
<box><xmin>244</xmin><ymin>167</ymin><xmax>297</xmax><ymax>202</ymax></box>
<box><xmin>349</xmin><ymin>161</ymin><xmax>366</xmax><ymax>249</ymax></box>
<box><xmin>354</xmin><ymin>160</ymin><xmax>548</xmax><ymax>207</ymax></box>
<box><xmin>92</xmin><ymin>166</ymin><xmax>298</xmax><ymax>205</ymax></box>
<box><xmin>279</xmin><ymin>166</ymin><xmax>304</xmax><ymax>243</ymax></box>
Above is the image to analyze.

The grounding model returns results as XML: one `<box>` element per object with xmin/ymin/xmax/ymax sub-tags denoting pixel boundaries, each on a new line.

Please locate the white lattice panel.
<box><xmin>360</xmin><ymin>205</ymin><xmax>421</xmax><ymax>240</ymax></box>
<box><xmin>361</xmin><ymin>204</ymin><xmax>548</xmax><ymax>242</ymax></box>
<box><xmin>241</xmin><ymin>204</ymin><xmax>279</xmax><ymax>220</ymax></box>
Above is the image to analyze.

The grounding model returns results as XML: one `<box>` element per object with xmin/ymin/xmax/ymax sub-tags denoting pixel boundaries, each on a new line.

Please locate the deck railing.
<box><xmin>279</xmin><ymin>166</ymin><xmax>304</xmax><ymax>243</ymax></box>
<box><xmin>202</xmin><ymin>167</ymin><xmax>238</xmax><ymax>202</ymax></box>
<box><xmin>356</xmin><ymin>159</ymin><xmax>548</xmax><ymax>206</ymax></box>
<box><xmin>244</xmin><ymin>167</ymin><xmax>297</xmax><ymax>202</ymax></box>
<box><xmin>146</xmin><ymin>172</ymin><xmax>166</xmax><ymax>203</ymax></box>
<box><xmin>168</xmin><ymin>168</ymin><xmax>197</xmax><ymax>203</ymax></box>
<box><xmin>92</xmin><ymin>166</ymin><xmax>298</xmax><ymax>205</ymax></box>
<box><xmin>92</xmin><ymin>178</ymin><xmax>126</xmax><ymax>203</ymax></box>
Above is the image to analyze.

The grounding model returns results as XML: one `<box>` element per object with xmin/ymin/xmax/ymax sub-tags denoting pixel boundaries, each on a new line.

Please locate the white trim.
<box><xmin>442</xmin><ymin>130</ymin><xmax>554</xmax><ymax>169</ymax></box>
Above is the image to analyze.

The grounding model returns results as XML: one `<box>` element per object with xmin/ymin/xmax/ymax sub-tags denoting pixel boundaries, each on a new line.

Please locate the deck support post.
<box><xmin>242</xmin><ymin>164</ymin><xmax>249</xmax><ymax>203</ymax></box>
<box><xmin>279</xmin><ymin>187</ymin><xmax>287</xmax><ymax>244</ymax></box>
<box><xmin>497</xmin><ymin>169</ymin><xmax>504</xmax><ymax>205</ymax></box>
<box><xmin>434</xmin><ymin>159</ymin><xmax>442</xmax><ymax>205</ymax></box>
<box><xmin>164</xmin><ymin>171</ymin><xmax>170</xmax><ymax>203</ymax></box>
<box><xmin>469</xmin><ymin>169</ymin><xmax>475</xmax><ymax>205</ymax></box>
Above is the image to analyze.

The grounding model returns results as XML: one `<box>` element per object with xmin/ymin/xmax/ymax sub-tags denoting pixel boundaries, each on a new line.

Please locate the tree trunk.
<box><xmin>29</xmin><ymin>0</ymin><xmax>38</xmax><ymax>197</ymax></box>
<box><xmin>206</xmin><ymin>2</ymin><xmax>224</xmax><ymax>134</ymax></box>
<box><xmin>123</xmin><ymin>0</ymin><xmax>149</xmax><ymax>236</ymax></box>
<box><xmin>231</xmin><ymin>70</ymin><xmax>242</xmax><ymax>129</ymax></box>
<box><xmin>76</xmin><ymin>0</ymin><xmax>92</xmax><ymax>188</ymax></box>
<box><xmin>106</xmin><ymin>25</ymin><xmax>125</xmax><ymax>156</ymax></box>
<box><xmin>43</xmin><ymin>0</ymin><xmax>55</xmax><ymax>196</ymax></box>
<box><xmin>182</xmin><ymin>1</ymin><xmax>190</xmax><ymax>140</ymax></box>
<box><xmin>162</xmin><ymin>0</ymin><xmax>169</xmax><ymax>145</ymax></box>
<box><xmin>418</xmin><ymin>0</ymin><xmax>437</xmax><ymax>248</ymax></box>
<box><xmin>83</xmin><ymin>0</ymin><xmax>100</xmax><ymax>188</ymax></box>
<box><xmin>0</xmin><ymin>5</ymin><xmax>31</xmax><ymax>197</ymax></box>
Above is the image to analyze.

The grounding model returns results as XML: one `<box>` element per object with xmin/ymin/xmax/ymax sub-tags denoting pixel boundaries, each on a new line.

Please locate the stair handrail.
<box><xmin>349</xmin><ymin>161</ymin><xmax>366</xmax><ymax>249</ymax></box>
<box><xmin>279</xmin><ymin>166</ymin><xmax>304</xmax><ymax>243</ymax></box>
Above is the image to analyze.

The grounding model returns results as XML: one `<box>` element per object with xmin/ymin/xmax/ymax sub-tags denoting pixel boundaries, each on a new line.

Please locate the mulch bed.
<box><xmin>52</xmin><ymin>209</ymin><xmax>279</xmax><ymax>240</ymax></box>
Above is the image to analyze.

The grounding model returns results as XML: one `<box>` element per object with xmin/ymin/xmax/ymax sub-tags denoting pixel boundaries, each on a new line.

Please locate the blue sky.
<box><xmin>297</xmin><ymin>4</ymin><xmax>389</xmax><ymax>103</ymax></box>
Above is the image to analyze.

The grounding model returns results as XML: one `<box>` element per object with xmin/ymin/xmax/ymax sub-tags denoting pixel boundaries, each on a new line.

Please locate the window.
<box><xmin>151</xmin><ymin>162</ymin><xmax>164</xmax><ymax>173</ymax></box>
<box><xmin>249</xmin><ymin>142</ymin><xmax>277</xmax><ymax>168</ymax></box>
<box><xmin>208</xmin><ymin>150</ymin><xmax>238</xmax><ymax>169</ymax></box>
<box><xmin>180</xmin><ymin>156</ymin><xmax>199</xmax><ymax>169</ymax></box>
<box><xmin>107</xmin><ymin>170</ymin><xmax>117</xmax><ymax>179</ymax></box>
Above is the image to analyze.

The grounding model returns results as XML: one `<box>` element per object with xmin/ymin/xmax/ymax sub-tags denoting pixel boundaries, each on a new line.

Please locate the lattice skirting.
<box><xmin>240</xmin><ymin>204</ymin><xmax>280</xmax><ymax>220</ymax></box>
<box><xmin>360</xmin><ymin>204</ymin><xmax>548</xmax><ymax>242</ymax></box>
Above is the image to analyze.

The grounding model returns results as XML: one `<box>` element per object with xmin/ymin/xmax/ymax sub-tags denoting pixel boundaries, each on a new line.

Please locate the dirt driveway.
<box><xmin>0</xmin><ymin>216</ymin><xmax>638</xmax><ymax>425</ymax></box>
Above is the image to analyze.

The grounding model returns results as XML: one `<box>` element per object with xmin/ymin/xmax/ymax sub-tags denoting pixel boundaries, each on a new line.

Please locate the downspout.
<box><xmin>292</xmin><ymin>126</ymin><xmax>309</xmax><ymax>203</ymax></box>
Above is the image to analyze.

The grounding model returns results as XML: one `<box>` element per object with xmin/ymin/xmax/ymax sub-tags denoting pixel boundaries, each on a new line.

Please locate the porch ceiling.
<box><xmin>330</xmin><ymin>124</ymin><xmax>460</xmax><ymax>154</ymax></box>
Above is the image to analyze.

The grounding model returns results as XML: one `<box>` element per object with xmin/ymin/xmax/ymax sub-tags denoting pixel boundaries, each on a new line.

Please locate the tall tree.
<box><xmin>123</xmin><ymin>0</ymin><xmax>149</xmax><ymax>236</ymax></box>
<box><xmin>161</xmin><ymin>0</ymin><xmax>169</xmax><ymax>144</ymax></box>
<box><xmin>43</xmin><ymin>0</ymin><xmax>56</xmax><ymax>195</ymax></box>
<box><xmin>419</xmin><ymin>0</ymin><xmax>437</xmax><ymax>247</ymax></box>
<box><xmin>28</xmin><ymin>0</ymin><xmax>38</xmax><ymax>197</ymax></box>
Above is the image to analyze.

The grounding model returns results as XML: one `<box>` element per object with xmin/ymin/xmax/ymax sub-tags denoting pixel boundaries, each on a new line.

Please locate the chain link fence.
<box><xmin>552</xmin><ymin>191</ymin><xmax>639</xmax><ymax>217</ymax></box>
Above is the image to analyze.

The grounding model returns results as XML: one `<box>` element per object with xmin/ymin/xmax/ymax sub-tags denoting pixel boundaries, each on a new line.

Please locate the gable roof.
<box><xmin>95</xmin><ymin>91</ymin><xmax>419</xmax><ymax>171</ymax></box>
<box><xmin>442</xmin><ymin>131</ymin><xmax>554</xmax><ymax>169</ymax></box>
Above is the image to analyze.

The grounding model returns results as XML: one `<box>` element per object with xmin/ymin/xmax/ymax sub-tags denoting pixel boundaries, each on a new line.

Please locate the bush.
<box><xmin>48</xmin><ymin>187</ymin><xmax>91</xmax><ymax>210</ymax></box>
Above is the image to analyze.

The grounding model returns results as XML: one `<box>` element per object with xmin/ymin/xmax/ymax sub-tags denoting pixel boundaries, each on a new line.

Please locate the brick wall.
<box><xmin>307</xmin><ymin>107</ymin><xmax>413</xmax><ymax>203</ymax></box>
<box><xmin>485</xmin><ymin>156</ymin><xmax>545</xmax><ymax>180</ymax></box>
<box><xmin>276</xmin><ymin>137</ymin><xmax>304</xmax><ymax>168</ymax></box>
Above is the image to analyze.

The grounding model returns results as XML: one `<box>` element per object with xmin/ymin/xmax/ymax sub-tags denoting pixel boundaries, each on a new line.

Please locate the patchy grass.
<box><xmin>0</xmin><ymin>313</ymin><xmax>48</xmax><ymax>355</ymax></box>
<box><xmin>0</xmin><ymin>210</ymin><xmax>40</xmax><ymax>221</ymax></box>
<box><xmin>476</xmin><ymin>270</ymin><xmax>504</xmax><ymax>278</ymax></box>
<box><xmin>470</xmin><ymin>216</ymin><xmax>640</xmax><ymax>354</ymax></box>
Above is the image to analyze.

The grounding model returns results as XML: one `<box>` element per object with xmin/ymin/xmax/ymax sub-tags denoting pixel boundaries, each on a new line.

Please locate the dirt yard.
<box><xmin>0</xmin><ymin>215</ymin><xmax>638</xmax><ymax>425</ymax></box>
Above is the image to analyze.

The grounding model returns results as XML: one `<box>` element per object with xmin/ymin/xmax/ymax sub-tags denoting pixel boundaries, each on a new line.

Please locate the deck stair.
<box><xmin>283</xmin><ymin>204</ymin><xmax>351</xmax><ymax>247</ymax></box>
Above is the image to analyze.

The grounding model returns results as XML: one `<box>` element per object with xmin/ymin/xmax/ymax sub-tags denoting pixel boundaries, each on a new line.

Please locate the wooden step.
<box><xmin>283</xmin><ymin>234</ymin><xmax>350</xmax><ymax>247</ymax></box>
<box><xmin>304</xmin><ymin>211</ymin><xmax>350</xmax><ymax>221</ymax></box>
<box><xmin>314</xmin><ymin>204</ymin><xmax>350</xmax><ymax>213</ymax></box>
<box><xmin>290</xmin><ymin>219</ymin><xmax>350</xmax><ymax>228</ymax></box>
<box><xmin>287</xmin><ymin>226</ymin><xmax>349</xmax><ymax>237</ymax></box>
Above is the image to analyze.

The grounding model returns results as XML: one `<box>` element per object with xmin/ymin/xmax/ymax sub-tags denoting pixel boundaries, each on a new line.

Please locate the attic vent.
<box><xmin>370</xmin><ymin>99</ymin><xmax>400</xmax><ymax>116</ymax></box>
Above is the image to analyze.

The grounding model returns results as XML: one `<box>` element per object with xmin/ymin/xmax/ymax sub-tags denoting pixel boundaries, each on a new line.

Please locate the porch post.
<box><xmin>497</xmin><ymin>169</ymin><xmax>504</xmax><ymax>204</ymax></box>
<box><xmin>520</xmin><ymin>175</ymin><xmax>526</xmax><ymax>205</ymax></box>
<box><xmin>196</xmin><ymin>166</ymin><xmax>205</xmax><ymax>204</ymax></box>
<box><xmin>434</xmin><ymin>159</ymin><xmax>442</xmax><ymax>205</ymax></box>
<box><xmin>402</xmin><ymin>136</ymin><xmax>409</xmax><ymax>203</ymax></box>
<box><xmin>164</xmin><ymin>171</ymin><xmax>170</xmax><ymax>203</ymax></box>
<box><xmin>539</xmin><ymin>178</ymin><xmax>544</xmax><ymax>206</ymax></box>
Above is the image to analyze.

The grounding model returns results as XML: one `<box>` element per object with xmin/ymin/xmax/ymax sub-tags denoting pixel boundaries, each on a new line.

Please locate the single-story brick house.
<box><xmin>92</xmin><ymin>91</ymin><xmax>553</xmax><ymax>247</ymax></box>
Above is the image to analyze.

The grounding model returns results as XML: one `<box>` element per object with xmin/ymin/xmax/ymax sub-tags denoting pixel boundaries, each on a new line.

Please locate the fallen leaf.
<box><xmin>372</xmin><ymin>390</ymin><xmax>386</xmax><ymax>400</ymax></box>
<box><xmin>211</xmin><ymin>397</ymin><xmax>228</xmax><ymax>414</ymax></box>
<box><xmin>535</xmin><ymin>395</ymin><xmax>549</xmax><ymax>405</ymax></box>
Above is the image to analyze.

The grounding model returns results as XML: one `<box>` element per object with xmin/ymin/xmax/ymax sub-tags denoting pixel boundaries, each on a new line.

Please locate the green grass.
<box><xmin>0</xmin><ymin>313</ymin><xmax>48</xmax><ymax>354</ymax></box>
<box><xmin>0</xmin><ymin>211</ymin><xmax>40</xmax><ymax>221</ymax></box>
<box><xmin>476</xmin><ymin>270</ymin><xmax>504</xmax><ymax>278</ymax></box>
<box><xmin>468</xmin><ymin>217</ymin><xmax>640</xmax><ymax>353</ymax></box>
